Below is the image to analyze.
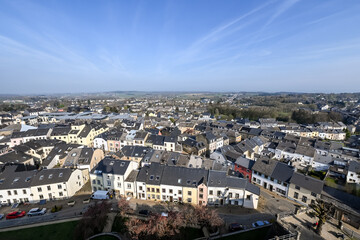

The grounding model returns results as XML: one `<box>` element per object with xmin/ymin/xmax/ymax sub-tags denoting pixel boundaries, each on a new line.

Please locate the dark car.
<box><xmin>229</xmin><ymin>223</ymin><xmax>243</xmax><ymax>232</ymax></box>
<box><xmin>6</xmin><ymin>211</ymin><xmax>26</xmax><ymax>219</ymax></box>
<box><xmin>139</xmin><ymin>209</ymin><xmax>152</xmax><ymax>216</ymax></box>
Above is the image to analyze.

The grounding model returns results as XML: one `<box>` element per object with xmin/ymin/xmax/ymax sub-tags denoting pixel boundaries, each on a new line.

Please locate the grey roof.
<box><xmin>30</xmin><ymin>168</ymin><xmax>73</xmax><ymax>186</ymax></box>
<box><xmin>271</xmin><ymin>162</ymin><xmax>294</xmax><ymax>182</ymax></box>
<box><xmin>0</xmin><ymin>151</ymin><xmax>33</xmax><ymax>164</ymax></box>
<box><xmin>121</xmin><ymin>146</ymin><xmax>151</xmax><ymax>158</ymax></box>
<box><xmin>208</xmin><ymin>170</ymin><xmax>227</xmax><ymax>187</ymax></box>
<box><xmin>235</xmin><ymin>157</ymin><xmax>255</xmax><ymax>170</ymax></box>
<box><xmin>290</xmin><ymin>172</ymin><xmax>324</xmax><ymax>194</ymax></box>
<box><xmin>90</xmin><ymin>157</ymin><xmax>130</xmax><ymax>176</ymax></box>
<box><xmin>252</xmin><ymin>158</ymin><xmax>294</xmax><ymax>183</ymax></box>
<box><xmin>244</xmin><ymin>181</ymin><xmax>260</xmax><ymax>195</ymax></box>
<box><xmin>348</xmin><ymin>161</ymin><xmax>360</xmax><ymax>173</ymax></box>
<box><xmin>0</xmin><ymin>166</ymin><xmax>36</xmax><ymax>190</ymax></box>
<box><xmin>161</xmin><ymin>166</ymin><xmax>208</xmax><ymax>187</ymax></box>
<box><xmin>136</xmin><ymin>163</ymin><xmax>165</xmax><ymax>185</ymax></box>
<box><xmin>252</xmin><ymin>158</ymin><xmax>277</xmax><ymax>177</ymax></box>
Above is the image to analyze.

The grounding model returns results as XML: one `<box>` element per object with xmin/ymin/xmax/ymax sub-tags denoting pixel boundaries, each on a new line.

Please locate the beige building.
<box><xmin>288</xmin><ymin>172</ymin><xmax>323</xmax><ymax>206</ymax></box>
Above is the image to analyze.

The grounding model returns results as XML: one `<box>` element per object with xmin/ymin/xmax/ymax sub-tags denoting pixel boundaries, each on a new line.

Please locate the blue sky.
<box><xmin>0</xmin><ymin>0</ymin><xmax>360</xmax><ymax>94</ymax></box>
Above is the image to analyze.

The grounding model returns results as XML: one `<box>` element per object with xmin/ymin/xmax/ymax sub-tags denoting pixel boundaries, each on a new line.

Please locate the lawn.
<box><xmin>178</xmin><ymin>227</ymin><xmax>204</xmax><ymax>239</ymax></box>
<box><xmin>0</xmin><ymin>220</ymin><xmax>79</xmax><ymax>240</ymax></box>
<box><xmin>218</xmin><ymin>226</ymin><xmax>270</xmax><ymax>240</ymax></box>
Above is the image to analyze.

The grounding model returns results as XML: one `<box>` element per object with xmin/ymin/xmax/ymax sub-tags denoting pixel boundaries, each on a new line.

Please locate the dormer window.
<box><xmin>149</xmin><ymin>175</ymin><xmax>154</xmax><ymax>180</ymax></box>
<box><xmin>49</xmin><ymin>174</ymin><xmax>53</xmax><ymax>179</ymax></box>
<box><xmin>39</xmin><ymin>175</ymin><xmax>44</xmax><ymax>180</ymax></box>
<box><xmin>120</xmin><ymin>162</ymin><xmax>125</xmax><ymax>167</ymax></box>
<box><xmin>59</xmin><ymin>173</ymin><xmax>63</xmax><ymax>177</ymax></box>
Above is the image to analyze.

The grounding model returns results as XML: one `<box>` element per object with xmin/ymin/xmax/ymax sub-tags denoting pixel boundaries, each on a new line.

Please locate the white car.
<box><xmin>27</xmin><ymin>208</ymin><xmax>47</xmax><ymax>216</ymax></box>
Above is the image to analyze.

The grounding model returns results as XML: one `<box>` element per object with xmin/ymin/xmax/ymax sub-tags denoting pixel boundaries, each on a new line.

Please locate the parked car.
<box><xmin>161</xmin><ymin>212</ymin><xmax>168</xmax><ymax>218</ymax></box>
<box><xmin>252</xmin><ymin>220</ymin><xmax>270</xmax><ymax>228</ymax></box>
<box><xmin>83</xmin><ymin>199</ymin><xmax>90</xmax><ymax>204</ymax></box>
<box><xmin>229</xmin><ymin>223</ymin><xmax>243</xmax><ymax>231</ymax></box>
<box><xmin>0</xmin><ymin>214</ymin><xmax>4</xmax><ymax>220</ymax></box>
<box><xmin>6</xmin><ymin>211</ymin><xmax>26</xmax><ymax>219</ymax></box>
<box><xmin>27</xmin><ymin>208</ymin><xmax>47</xmax><ymax>216</ymax></box>
<box><xmin>138</xmin><ymin>209</ymin><xmax>152</xmax><ymax>216</ymax></box>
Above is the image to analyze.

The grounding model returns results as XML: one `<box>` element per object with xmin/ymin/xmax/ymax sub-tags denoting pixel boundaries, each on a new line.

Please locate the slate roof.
<box><xmin>121</xmin><ymin>146</ymin><xmax>151</xmax><ymax>158</ymax></box>
<box><xmin>90</xmin><ymin>157</ymin><xmax>130</xmax><ymax>175</ymax></box>
<box><xmin>348</xmin><ymin>161</ymin><xmax>360</xmax><ymax>173</ymax></box>
<box><xmin>30</xmin><ymin>168</ymin><xmax>73</xmax><ymax>186</ymax></box>
<box><xmin>290</xmin><ymin>172</ymin><xmax>324</xmax><ymax>194</ymax></box>
<box><xmin>136</xmin><ymin>163</ymin><xmax>164</xmax><ymax>185</ymax></box>
<box><xmin>161</xmin><ymin>166</ymin><xmax>208</xmax><ymax>187</ymax></box>
<box><xmin>0</xmin><ymin>165</ymin><xmax>36</xmax><ymax>190</ymax></box>
<box><xmin>208</xmin><ymin>170</ymin><xmax>227</xmax><ymax>187</ymax></box>
<box><xmin>235</xmin><ymin>157</ymin><xmax>255</xmax><ymax>170</ymax></box>
<box><xmin>252</xmin><ymin>158</ymin><xmax>294</xmax><ymax>183</ymax></box>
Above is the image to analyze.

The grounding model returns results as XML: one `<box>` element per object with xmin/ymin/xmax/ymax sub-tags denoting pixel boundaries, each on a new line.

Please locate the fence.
<box><xmin>343</xmin><ymin>226</ymin><xmax>360</xmax><ymax>240</ymax></box>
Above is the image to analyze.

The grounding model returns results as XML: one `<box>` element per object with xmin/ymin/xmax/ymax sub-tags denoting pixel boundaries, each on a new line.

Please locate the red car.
<box><xmin>6</xmin><ymin>211</ymin><xmax>26</xmax><ymax>219</ymax></box>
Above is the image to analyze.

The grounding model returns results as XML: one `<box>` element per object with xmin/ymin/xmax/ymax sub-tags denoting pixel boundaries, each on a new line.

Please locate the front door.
<box><xmin>269</xmin><ymin>185</ymin><xmax>273</xmax><ymax>191</ymax></box>
<box><xmin>263</xmin><ymin>182</ymin><xmax>267</xmax><ymax>189</ymax></box>
<box><xmin>170</xmin><ymin>196</ymin><xmax>173</xmax><ymax>202</ymax></box>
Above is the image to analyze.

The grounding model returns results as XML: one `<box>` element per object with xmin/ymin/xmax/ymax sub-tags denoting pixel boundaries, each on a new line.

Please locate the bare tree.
<box><xmin>310</xmin><ymin>199</ymin><xmax>334</xmax><ymax>235</ymax></box>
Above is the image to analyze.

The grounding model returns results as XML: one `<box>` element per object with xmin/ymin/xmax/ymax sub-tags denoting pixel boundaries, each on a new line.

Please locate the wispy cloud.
<box><xmin>176</xmin><ymin>1</ymin><xmax>275</xmax><ymax>63</ymax></box>
<box><xmin>263</xmin><ymin>0</ymin><xmax>300</xmax><ymax>29</ymax></box>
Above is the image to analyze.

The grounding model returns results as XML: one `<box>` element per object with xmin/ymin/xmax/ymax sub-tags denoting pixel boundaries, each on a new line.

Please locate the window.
<box><xmin>117</xmin><ymin>182</ymin><xmax>121</xmax><ymax>187</ymax></box>
<box><xmin>246</xmin><ymin>195</ymin><xmax>251</xmax><ymax>200</ymax></box>
<box><xmin>58</xmin><ymin>184</ymin><xmax>62</xmax><ymax>189</ymax></box>
<box><xmin>235</xmin><ymin>193</ymin><xmax>239</xmax><ymax>198</ymax></box>
<box><xmin>294</xmin><ymin>192</ymin><xmax>299</xmax><ymax>199</ymax></box>
<box><xmin>187</xmin><ymin>198</ymin><xmax>192</xmax><ymax>203</ymax></box>
<box><xmin>38</xmin><ymin>187</ymin><xmax>42</xmax><ymax>192</ymax></box>
<box><xmin>127</xmin><ymin>184</ymin><xmax>131</xmax><ymax>189</ymax></box>
<box><xmin>188</xmin><ymin>191</ymin><xmax>192</xmax><ymax>196</ymax></box>
<box><xmin>156</xmin><ymin>189</ymin><xmax>160</xmax><ymax>193</ymax></box>
<box><xmin>23</xmin><ymin>189</ymin><xmax>26</xmax><ymax>194</ymax></box>
<box><xmin>151</xmin><ymin>188</ymin><xmax>155</xmax><ymax>192</ymax></box>
<box><xmin>178</xmin><ymin>190</ymin><xmax>182</xmax><ymax>195</ymax></box>
<box><xmin>47</xmin><ymin>186</ymin><xmax>51</xmax><ymax>191</ymax></box>
<box><xmin>209</xmin><ymin>190</ymin><xmax>213</xmax><ymax>195</ymax></box>
<box><xmin>14</xmin><ymin>190</ymin><xmax>18</xmax><ymax>195</ymax></box>
<box><xmin>107</xmin><ymin>180</ymin><xmax>111</xmax><ymax>186</ymax></box>
<box><xmin>228</xmin><ymin>193</ymin><xmax>232</xmax><ymax>198</ymax></box>
<box><xmin>92</xmin><ymin>180</ymin><xmax>96</xmax><ymax>184</ymax></box>
<box><xmin>139</xmin><ymin>186</ymin><xmax>143</xmax><ymax>191</ymax></box>
<box><xmin>295</xmin><ymin>185</ymin><xmax>300</xmax><ymax>190</ymax></box>
<box><xmin>302</xmin><ymin>196</ymin><xmax>307</xmax><ymax>203</ymax></box>
<box><xmin>59</xmin><ymin>192</ymin><xmax>63</xmax><ymax>197</ymax></box>
<box><xmin>147</xmin><ymin>188</ymin><xmax>150</xmax><ymax>192</ymax></box>
<box><xmin>311</xmin><ymin>192</ymin><xmax>317</xmax><ymax>197</ymax></box>
<box><xmin>162</xmin><ymin>189</ymin><xmax>165</xmax><ymax>193</ymax></box>
<box><xmin>97</xmin><ymin>180</ymin><xmax>101</xmax><ymax>185</ymax></box>
<box><xmin>199</xmin><ymin>194</ymin><xmax>203</xmax><ymax>199</ymax></box>
<box><xmin>199</xmin><ymin>188</ymin><xmax>203</xmax><ymax>193</ymax></box>
<box><xmin>217</xmin><ymin>191</ymin><xmax>221</xmax><ymax>196</ymax></box>
<box><xmin>169</xmin><ymin>189</ymin><xmax>173</xmax><ymax>194</ymax></box>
